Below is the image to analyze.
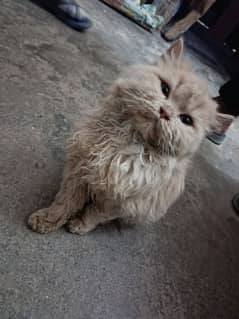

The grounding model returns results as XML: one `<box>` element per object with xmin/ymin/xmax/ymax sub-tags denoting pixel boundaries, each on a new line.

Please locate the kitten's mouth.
<box><xmin>147</xmin><ymin>119</ymin><xmax>179</xmax><ymax>156</ymax></box>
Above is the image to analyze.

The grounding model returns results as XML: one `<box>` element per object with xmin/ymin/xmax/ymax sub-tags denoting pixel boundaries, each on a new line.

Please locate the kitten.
<box><xmin>28</xmin><ymin>39</ymin><xmax>217</xmax><ymax>235</ymax></box>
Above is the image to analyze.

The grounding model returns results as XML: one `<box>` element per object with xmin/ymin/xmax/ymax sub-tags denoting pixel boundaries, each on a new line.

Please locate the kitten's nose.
<box><xmin>159</xmin><ymin>107</ymin><xmax>170</xmax><ymax>121</ymax></box>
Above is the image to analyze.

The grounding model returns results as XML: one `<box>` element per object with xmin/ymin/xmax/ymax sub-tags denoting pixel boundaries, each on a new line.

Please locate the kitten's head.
<box><xmin>110</xmin><ymin>39</ymin><xmax>217</xmax><ymax>158</ymax></box>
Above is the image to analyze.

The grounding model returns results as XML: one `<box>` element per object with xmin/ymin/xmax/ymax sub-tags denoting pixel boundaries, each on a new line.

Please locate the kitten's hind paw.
<box><xmin>67</xmin><ymin>218</ymin><xmax>92</xmax><ymax>235</ymax></box>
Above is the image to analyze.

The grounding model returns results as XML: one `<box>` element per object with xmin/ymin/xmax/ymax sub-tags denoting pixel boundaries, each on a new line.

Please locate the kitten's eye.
<box><xmin>179</xmin><ymin>114</ymin><xmax>193</xmax><ymax>126</ymax></box>
<box><xmin>161</xmin><ymin>81</ymin><xmax>170</xmax><ymax>98</ymax></box>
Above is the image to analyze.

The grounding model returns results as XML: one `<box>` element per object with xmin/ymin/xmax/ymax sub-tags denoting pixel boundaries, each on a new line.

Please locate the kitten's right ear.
<box><xmin>161</xmin><ymin>38</ymin><xmax>184</xmax><ymax>64</ymax></box>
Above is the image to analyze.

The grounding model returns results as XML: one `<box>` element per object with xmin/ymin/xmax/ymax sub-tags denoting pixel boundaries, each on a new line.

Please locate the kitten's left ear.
<box><xmin>162</xmin><ymin>38</ymin><xmax>184</xmax><ymax>64</ymax></box>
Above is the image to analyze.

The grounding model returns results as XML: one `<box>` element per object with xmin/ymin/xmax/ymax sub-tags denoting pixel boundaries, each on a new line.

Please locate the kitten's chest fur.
<box><xmin>103</xmin><ymin>144</ymin><xmax>185</xmax><ymax>221</ymax></box>
<box><xmin>81</xmin><ymin>117</ymin><xmax>187</xmax><ymax>222</ymax></box>
<box><xmin>109</xmin><ymin>144</ymin><xmax>175</xmax><ymax>196</ymax></box>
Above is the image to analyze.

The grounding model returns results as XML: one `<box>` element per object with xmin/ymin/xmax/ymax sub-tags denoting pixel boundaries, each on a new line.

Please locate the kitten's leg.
<box><xmin>67</xmin><ymin>203</ymin><xmax>119</xmax><ymax>235</ymax></box>
<box><xmin>28</xmin><ymin>171</ymin><xmax>88</xmax><ymax>234</ymax></box>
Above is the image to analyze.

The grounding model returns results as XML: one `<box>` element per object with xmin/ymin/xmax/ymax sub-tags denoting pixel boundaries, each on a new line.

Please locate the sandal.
<box><xmin>41</xmin><ymin>0</ymin><xmax>92</xmax><ymax>31</ymax></box>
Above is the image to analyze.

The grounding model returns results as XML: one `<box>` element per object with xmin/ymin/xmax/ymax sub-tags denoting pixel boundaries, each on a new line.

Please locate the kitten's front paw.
<box><xmin>67</xmin><ymin>218</ymin><xmax>91</xmax><ymax>235</ymax></box>
<box><xmin>28</xmin><ymin>208</ymin><xmax>59</xmax><ymax>234</ymax></box>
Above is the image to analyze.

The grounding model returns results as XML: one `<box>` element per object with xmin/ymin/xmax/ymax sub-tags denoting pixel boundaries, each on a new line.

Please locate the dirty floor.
<box><xmin>0</xmin><ymin>1</ymin><xmax>239</xmax><ymax>318</ymax></box>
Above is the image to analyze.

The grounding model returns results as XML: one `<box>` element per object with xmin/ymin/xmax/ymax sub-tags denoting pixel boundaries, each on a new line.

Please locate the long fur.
<box><xmin>28</xmin><ymin>39</ymin><xmax>218</xmax><ymax>234</ymax></box>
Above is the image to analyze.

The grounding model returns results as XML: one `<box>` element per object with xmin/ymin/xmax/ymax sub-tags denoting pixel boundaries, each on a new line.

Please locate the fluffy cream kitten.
<box><xmin>28</xmin><ymin>39</ymin><xmax>217</xmax><ymax>235</ymax></box>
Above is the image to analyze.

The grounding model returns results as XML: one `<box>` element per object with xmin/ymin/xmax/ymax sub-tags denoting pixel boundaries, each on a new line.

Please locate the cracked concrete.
<box><xmin>0</xmin><ymin>0</ymin><xmax>239</xmax><ymax>318</ymax></box>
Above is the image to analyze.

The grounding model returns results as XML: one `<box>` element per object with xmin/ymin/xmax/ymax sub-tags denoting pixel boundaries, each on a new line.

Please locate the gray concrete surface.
<box><xmin>1</xmin><ymin>1</ymin><xmax>239</xmax><ymax>318</ymax></box>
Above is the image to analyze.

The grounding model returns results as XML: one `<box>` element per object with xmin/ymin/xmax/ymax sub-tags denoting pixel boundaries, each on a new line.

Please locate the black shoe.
<box><xmin>232</xmin><ymin>193</ymin><xmax>239</xmax><ymax>215</ymax></box>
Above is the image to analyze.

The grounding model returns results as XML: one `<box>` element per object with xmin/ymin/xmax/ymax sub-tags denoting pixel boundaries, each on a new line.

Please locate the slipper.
<box><xmin>41</xmin><ymin>0</ymin><xmax>92</xmax><ymax>31</ymax></box>
<box><xmin>206</xmin><ymin>132</ymin><xmax>226</xmax><ymax>145</ymax></box>
<box><xmin>207</xmin><ymin>113</ymin><xmax>234</xmax><ymax>145</ymax></box>
<box><xmin>232</xmin><ymin>193</ymin><xmax>239</xmax><ymax>216</ymax></box>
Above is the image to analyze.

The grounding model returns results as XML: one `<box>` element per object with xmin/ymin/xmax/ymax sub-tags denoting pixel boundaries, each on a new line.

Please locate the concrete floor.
<box><xmin>1</xmin><ymin>1</ymin><xmax>239</xmax><ymax>318</ymax></box>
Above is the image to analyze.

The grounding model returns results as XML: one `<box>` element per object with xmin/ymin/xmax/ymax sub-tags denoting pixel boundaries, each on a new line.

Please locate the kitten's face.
<box><xmin>112</xmin><ymin>39</ymin><xmax>217</xmax><ymax>158</ymax></box>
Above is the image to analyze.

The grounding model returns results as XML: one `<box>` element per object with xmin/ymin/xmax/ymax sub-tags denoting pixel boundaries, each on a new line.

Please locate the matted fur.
<box><xmin>28</xmin><ymin>39</ymin><xmax>217</xmax><ymax>235</ymax></box>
